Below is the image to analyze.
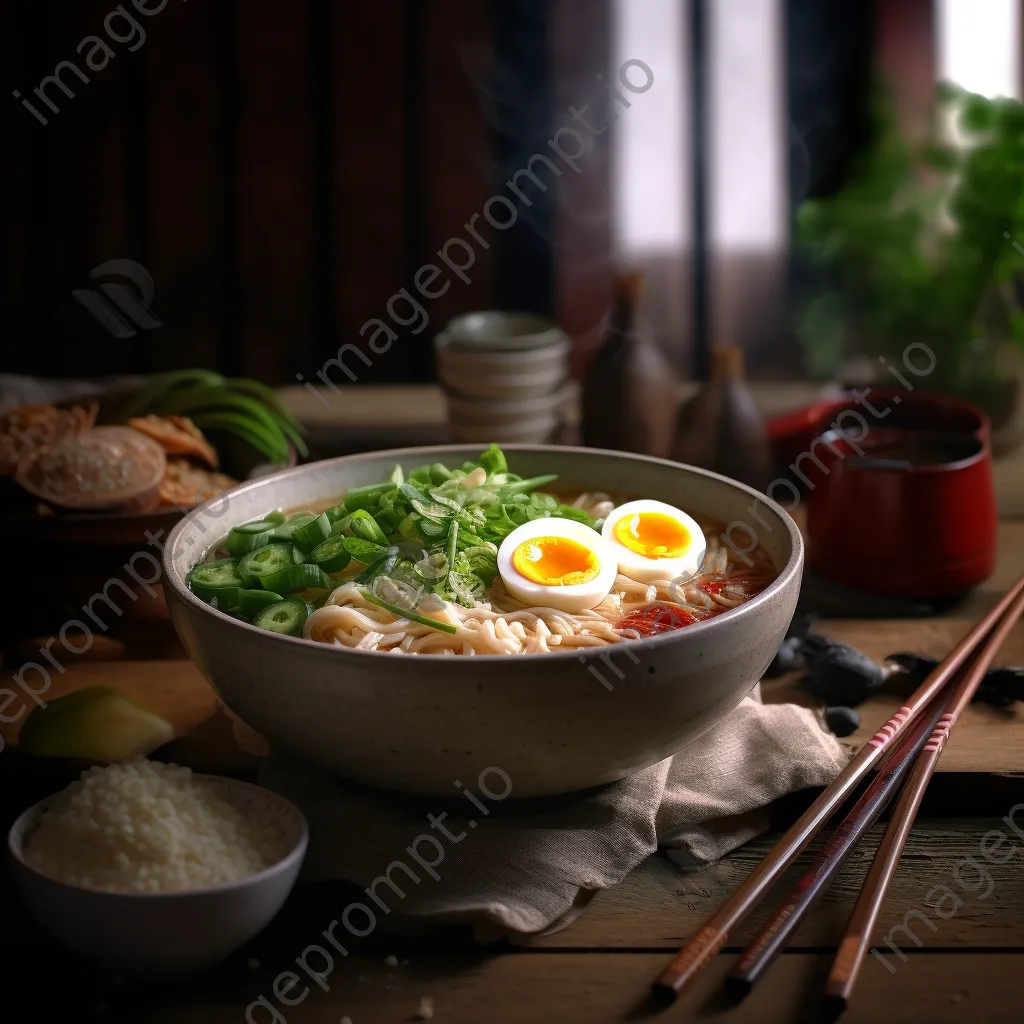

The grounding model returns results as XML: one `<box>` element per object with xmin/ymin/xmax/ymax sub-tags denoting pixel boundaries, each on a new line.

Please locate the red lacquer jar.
<box><xmin>767</xmin><ymin>390</ymin><xmax>997</xmax><ymax>600</ymax></box>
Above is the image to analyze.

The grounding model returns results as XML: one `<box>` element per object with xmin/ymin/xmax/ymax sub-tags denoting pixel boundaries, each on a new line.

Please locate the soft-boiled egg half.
<box><xmin>601</xmin><ymin>499</ymin><xmax>706</xmax><ymax>584</ymax></box>
<box><xmin>497</xmin><ymin>517</ymin><xmax>618</xmax><ymax>613</ymax></box>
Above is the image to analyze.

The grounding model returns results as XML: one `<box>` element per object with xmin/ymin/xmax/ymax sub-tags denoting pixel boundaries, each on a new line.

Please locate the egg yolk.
<box><xmin>613</xmin><ymin>512</ymin><xmax>690</xmax><ymax>559</ymax></box>
<box><xmin>512</xmin><ymin>536</ymin><xmax>601</xmax><ymax>587</ymax></box>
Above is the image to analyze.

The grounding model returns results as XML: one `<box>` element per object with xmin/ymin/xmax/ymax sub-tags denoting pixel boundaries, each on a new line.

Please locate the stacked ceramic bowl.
<box><xmin>434</xmin><ymin>312</ymin><xmax>572</xmax><ymax>443</ymax></box>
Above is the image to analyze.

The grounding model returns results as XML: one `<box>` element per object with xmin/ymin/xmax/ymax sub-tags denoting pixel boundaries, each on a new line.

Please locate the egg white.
<box><xmin>496</xmin><ymin>517</ymin><xmax>618</xmax><ymax>613</ymax></box>
<box><xmin>601</xmin><ymin>499</ymin><xmax>706</xmax><ymax>584</ymax></box>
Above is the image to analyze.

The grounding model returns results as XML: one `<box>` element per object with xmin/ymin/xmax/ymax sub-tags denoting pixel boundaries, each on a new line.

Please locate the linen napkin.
<box><xmin>257</xmin><ymin>694</ymin><xmax>847</xmax><ymax>938</ymax></box>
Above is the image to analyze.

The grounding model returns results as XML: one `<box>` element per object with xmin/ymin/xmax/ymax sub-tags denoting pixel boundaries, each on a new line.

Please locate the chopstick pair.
<box><xmin>726</xmin><ymin>593</ymin><xmax>1022</xmax><ymax>997</ymax></box>
<box><xmin>823</xmin><ymin>583</ymin><xmax>1024</xmax><ymax>1011</ymax></box>
<box><xmin>724</xmin><ymin>685</ymin><xmax>953</xmax><ymax>993</ymax></box>
<box><xmin>652</xmin><ymin>572</ymin><xmax>1024</xmax><ymax>1007</ymax></box>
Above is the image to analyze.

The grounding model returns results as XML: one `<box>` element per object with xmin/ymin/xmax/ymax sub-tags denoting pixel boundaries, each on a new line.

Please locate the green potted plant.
<box><xmin>795</xmin><ymin>82</ymin><xmax>1024</xmax><ymax>453</ymax></box>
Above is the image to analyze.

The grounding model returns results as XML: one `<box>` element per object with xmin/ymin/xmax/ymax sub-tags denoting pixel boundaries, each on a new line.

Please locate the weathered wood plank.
<box><xmin>533</xmin><ymin>818</ymin><xmax>1024</xmax><ymax>951</ymax></box>
<box><xmin>20</xmin><ymin>951</ymin><xmax>1024</xmax><ymax>1023</ymax></box>
<box><xmin>0</xmin><ymin>660</ymin><xmax>221</xmax><ymax>750</ymax></box>
<box><xmin>762</xmin><ymin>615</ymin><xmax>1024</xmax><ymax>775</ymax></box>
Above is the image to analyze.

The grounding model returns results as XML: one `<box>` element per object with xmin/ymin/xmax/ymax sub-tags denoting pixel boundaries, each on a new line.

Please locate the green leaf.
<box><xmin>960</xmin><ymin>93</ymin><xmax>996</xmax><ymax>134</ymax></box>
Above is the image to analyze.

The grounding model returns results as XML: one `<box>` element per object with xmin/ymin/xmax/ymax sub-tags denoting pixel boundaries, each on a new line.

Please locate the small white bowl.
<box><xmin>444</xmin><ymin>383</ymin><xmax>574</xmax><ymax>423</ymax></box>
<box><xmin>435</xmin><ymin>331</ymin><xmax>570</xmax><ymax>368</ymax></box>
<box><xmin>435</xmin><ymin>332</ymin><xmax>569</xmax><ymax>400</ymax></box>
<box><xmin>450</xmin><ymin>414</ymin><xmax>561</xmax><ymax>443</ymax></box>
<box><xmin>439</xmin><ymin>366</ymin><xmax>568</xmax><ymax>401</ymax></box>
<box><xmin>8</xmin><ymin>775</ymin><xmax>308</xmax><ymax>979</ymax></box>
<box><xmin>441</xmin><ymin>311</ymin><xmax>568</xmax><ymax>351</ymax></box>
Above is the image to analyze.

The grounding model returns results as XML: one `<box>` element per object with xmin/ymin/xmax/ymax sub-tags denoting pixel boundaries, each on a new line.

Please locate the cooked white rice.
<box><xmin>23</xmin><ymin>760</ymin><xmax>290</xmax><ymax>893</ymax></box>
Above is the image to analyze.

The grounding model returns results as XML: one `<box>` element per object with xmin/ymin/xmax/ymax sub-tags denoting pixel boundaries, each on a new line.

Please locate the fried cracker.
<box><xmin>157</xmin><ymin>458</ymin><xmax>237</xmax><ymax>508</ymax></box>
<box><xmin>128</xmin><ymin>414</ymin><xmax>219</xmax><ymax>468</ymax></box>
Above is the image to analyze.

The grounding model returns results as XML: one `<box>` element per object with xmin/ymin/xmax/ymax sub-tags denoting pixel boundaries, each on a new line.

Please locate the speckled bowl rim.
<box><xmin>8</xmin><ymin>774</ymin><xmax>309</xmax><ymax>900</ymax></box>
<box><xmin>435</xmin><ymin>330</ymin><xmax>571</xmax><ymax>362</ymax></box>
<box><xmin>163</xmin><ymin>444</ymin><xmax>804</xmax><ymax>663</ymax></box>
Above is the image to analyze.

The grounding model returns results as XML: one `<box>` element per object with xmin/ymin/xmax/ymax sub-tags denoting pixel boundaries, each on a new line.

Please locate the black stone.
<box><xmin>825</xmin><ymin>706</ymin><xmax>860</xmax><ymax>737</ymax></box>
<box><xmin>801</xmin><ymin>634</ymin><xmax>885</xmax><ymax>706</ymax></box>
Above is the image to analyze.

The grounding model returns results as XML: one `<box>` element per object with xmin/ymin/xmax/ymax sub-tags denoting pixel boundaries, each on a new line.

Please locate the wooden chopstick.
<box><xmin>651</xmin><ymin>572</ymin><xmax>1024</xmax><ymax>1003</ymax></box>
<box><xmin>724</xmin><ymin>692</ymin><xmax>953</xmax><ymax>994</ymax></box>
<box><xmin>823</xmin><ymin>583</ymin><xmax>1024</xmax><ymax>1013</ymax></box>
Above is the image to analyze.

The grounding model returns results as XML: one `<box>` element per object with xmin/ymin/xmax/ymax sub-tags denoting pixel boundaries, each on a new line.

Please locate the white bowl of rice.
<box><xmin>8</xmin><ymin>759</ymin><xmax>308</xmax><ymax>978</ymax></box>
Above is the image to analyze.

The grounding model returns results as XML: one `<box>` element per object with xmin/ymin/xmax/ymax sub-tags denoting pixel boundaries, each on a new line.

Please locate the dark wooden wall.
<box><xmin>3</xmin><ymin>0</ymin><xmax>614</xmax><ymax>386</ymax></box>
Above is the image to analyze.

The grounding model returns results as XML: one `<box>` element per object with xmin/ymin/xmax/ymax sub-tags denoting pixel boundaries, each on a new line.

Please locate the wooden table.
<box><xmin>2</xmin><ymin>527</ymin><xmax>1023</xmax><ymax>1023</ymax></box>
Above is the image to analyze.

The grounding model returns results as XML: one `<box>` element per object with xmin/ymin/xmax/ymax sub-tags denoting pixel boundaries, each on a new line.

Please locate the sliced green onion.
<box><xmin>343</xmin><ymin>483</ymin><xmax>389</xmax><ymax>513</ymax></box>
<box><xmin>497</xmin><ymin>474</ymin><xmax>558</xmax><ymax>498</ymax></box>
<box><xmin>239</xmin><ymin>544</ymin><xmax>295</xmax><ymax>583</ymax></box>
<box><xmin>375</xmin><ymin>508</ymin><xmax>402</xmax><ymax>535</ymax></box>
<box><xmin>446</xmin><ymin>520</ymin><xmax>459</xmax><ymax>569</ymax></box>
<box><xmin>389</xmin><ymin>463</ymin><xmax>404</xmax><ymax>486</ymax></box>
<box><xmin>418</xmin><ymin>517</ymin><xmax>447</xmax><ymax>539</ymax></box>
<box><xmin>343</xmin><ymin>536</ymin><xmax>387</xmax><ymax>563</ymax></box>
<box><xmin>205</xmin><ymin>587</ymin><xmax>285</xmax><ymax>616</ymax></box>
<box><xmin>260</xmin><ymin>562</ymin><xmax>334</xmax><ymax>593</ymax></box>
<box><xmin>187</xmin><ymin>559</ymin><xmax>245</xmax><ymax>598</ymax></box>
<box><xmin>430</xmin><ymin>462</ymin><xmax>452</xmax><ymax>484</ymax></box>
<box><xmin>235</xmin><ymin>519</ymin><xmax>277</xmax><ymax>535</ymax></box>
<box><xmin>429</xmin><ymin>491</ymin><xmax>464</xmax><ymax>515</ymax></box>
<box><xmin>324</xmin><ymin>503</ymin><xmax>348</xmax><ymax>524</ymax></box>
<box><xmin>269</xmin><ymin>513</ymin><xmax>317</xmax><ymax>543</ymax></box>
<box><xmin>329</xmin><ymin>512</ymin><xmax>354</xmax><ymax>536</ymax></box>
<box><xmin>225</xmin><ymin>523</ymin><xmax>275</xmax><ymax>556</ymax></box>
<box><xmin>253</xmin><ymin>598</ymin><xmax>309</xmax><ymax>636</ymax></box>
<box><xmin>207</xmin><ymin>588</ymin><xmax>242</xmax><ymax>612</ymax></box>
<box><xmin>264</xmin><ymin>509</ymin><xmax>287</xmax><ymax>525</ymax></box>
<box><xmin>238</xmin><ymin>589</ymin><xmax>285</xmax><ymax>617</ymax></box>
<box><xmin>348</xmin><ymin>508</ymin><xmax>388</xmax><ymax>545</ymax></box>
<box><xmin>412</xmin><ymin>498</ymin><xmax>452</xmax><ymax>522</ymax></box>
<box><xmin>356</xmin><ymin>545</ymin><xmax>399</xmax><ymax>584</ymax></box>
<box><xmin>478</xmin><ymin>444</ymin><xmax>507</xmax><ymax>476</ymax></box>
<box><xmin>291</xmin><ymin>511</ymin><xmax>331</xmax><ymax>553</ymax></box>
<box><xmin>308</xmin><ymin>535</ymin><xmax>352</xmax><ymax>573</ymax></box>
<box><xmin>363</xmin><ymin>590</ymin><xmax>458</xmax><ymax>634</ymax></box>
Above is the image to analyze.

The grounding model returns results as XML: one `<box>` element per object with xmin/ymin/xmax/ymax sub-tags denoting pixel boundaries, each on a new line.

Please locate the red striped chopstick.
<box><xmin>724</xmin><ymin>693</ymin><xmax>951</xmax><ymax>994</ymax></box>
<box><xmin>651</xmin><ymin>572</ymin><xmax>1024</xmax><ymax>1003</ymax></box>
<box><xmin>823</xmin><ymin>583</ymin><xmax>1024</xmax><ymax>1013</ymax></box>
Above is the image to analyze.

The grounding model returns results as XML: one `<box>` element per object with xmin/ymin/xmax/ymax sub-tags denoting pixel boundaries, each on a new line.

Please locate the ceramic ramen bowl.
<box><xmin>163</xmin><ymin>446</ymin><xmax>804</xmax><ymax>798</ymax></box>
